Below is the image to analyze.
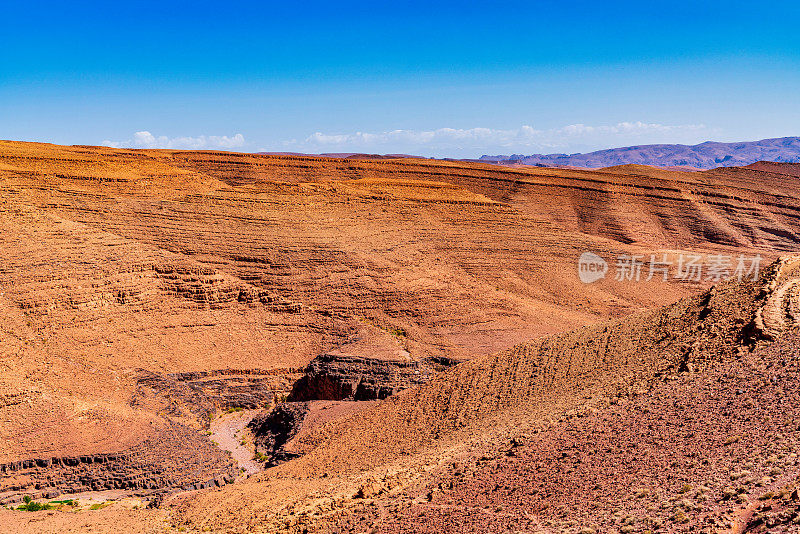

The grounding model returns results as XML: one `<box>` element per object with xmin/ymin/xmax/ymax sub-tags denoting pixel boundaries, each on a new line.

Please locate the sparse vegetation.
<box><xmin>16</xmin><ymin>495</ymin><xmax>54</xmax><ymax>512</ymax></box>
<box><xmin>50</xmin><ymin>499</ymin><xmax>77</xmax><ymax>506</ymax></box>
<box><xmin>388</xmin><ymin>327</ymin><xmax>407</xmax><ymax>338</ymax></box>
<box><xmin>670</xmin><ymin>510</ymin><xmax>689</xmax><ymax>524</ymax></box>
<box><xmin>12</xmin><ymin>496</ymin><xmax>80</xmax><ymax>512</ymax></box>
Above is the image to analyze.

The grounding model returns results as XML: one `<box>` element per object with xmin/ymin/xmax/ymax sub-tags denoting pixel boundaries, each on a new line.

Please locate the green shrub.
<box><xmin>389</xmin><ymin>327</ymin><xmax>407</xmax><ymax>337</ymax></box>
<box><xmin>16</xmin><ymin>496</ymin><xmax>54</xmax><ymax>512</ymax></box>
<box><xmin>49</xmin><ymin>499</ymin><xmax>77</xmax><ymax>507</ymax></box>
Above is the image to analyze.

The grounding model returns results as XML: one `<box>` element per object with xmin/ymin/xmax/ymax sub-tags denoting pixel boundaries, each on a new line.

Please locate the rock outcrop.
<box><xmin>755</xmin><ymin>255</ymin><xmax>800</xmax><ymax>340</ymax></box>
<box><xmin>0</xmin><ymin>422</ymin><xmax>237</xmax><ymax>505</ymax></box>
<box><xmin>248</xmin><ymin>402</ymin><xmax>311</xmax><ymax>465</ymax></box>
<box><xmin>287</xmin><ymin>353</ymin><xmax>456</xmax><ymax>401</ymax></box>
<box><xmin>134</xmin><ymin>368</ymin><xmax>303</xmax><ymax>427</ymax></box>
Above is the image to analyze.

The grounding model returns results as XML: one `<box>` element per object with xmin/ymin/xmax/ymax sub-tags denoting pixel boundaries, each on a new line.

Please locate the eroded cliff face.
<box><xmin>1</xmin><ymin>141</ymin><xmax>800</xmax><ymax>505</ymax></box>
<box><xmin>287</xmin><ymin>354</ymin><xmax>433</xmax><ymax>402</ymax></box>
<box><xmin>286</xmin><ymin>326</ymin><xmax>457</xmax><ymax>402</ymax></box>
<box><xmin>133</xmin><ymin>368</ymin><xmax>303</xmax><ymax>427</ymax></box>
<box><xmin>0</xmin><ymin>421</ymin><xmax>238</xmax><ymax>505</ymax></box>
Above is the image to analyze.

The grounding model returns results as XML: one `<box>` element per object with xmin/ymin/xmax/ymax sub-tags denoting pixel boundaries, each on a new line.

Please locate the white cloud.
<box><xmin>555</xmin><ymin>121</ymin><xmax>705</xmax><ymax>137</ymax></box>
<box><xmin>284</xmin><ymin>122</ymin><xmax>711</xmax><ymax>157</ymax></box>
<box><xmin>102</xmin><ymin>131</ymin><xmax>246</xmax><ymax>150</ymax></box>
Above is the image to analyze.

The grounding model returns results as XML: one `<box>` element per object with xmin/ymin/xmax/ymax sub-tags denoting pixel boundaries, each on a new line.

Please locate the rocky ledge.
<box><xmin>134</xmin><ymin>368</ymin><xmax>303</xmax><ymax>426</ymax></box>
<box><xmin>287</xmin><ymin>353</ymin><xmax>458</xmax><ymax>402</ymax></box>
<box><xmin>0</xmin><ymin>421</ymin><xmax>237</xmax><ymax>505</ymax></box>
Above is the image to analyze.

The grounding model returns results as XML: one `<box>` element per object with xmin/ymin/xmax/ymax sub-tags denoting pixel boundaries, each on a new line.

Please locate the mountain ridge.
<box><xmin>480</xmin><ymin>136</ymin><xmax>800</xmax><ymax>169</ymax></box>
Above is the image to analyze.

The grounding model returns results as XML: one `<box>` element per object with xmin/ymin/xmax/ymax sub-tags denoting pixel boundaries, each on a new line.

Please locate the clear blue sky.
<box><xmin>2</xmin><ymin>0</ymin><xmax>799</xmax><ymax>157</ymax></box>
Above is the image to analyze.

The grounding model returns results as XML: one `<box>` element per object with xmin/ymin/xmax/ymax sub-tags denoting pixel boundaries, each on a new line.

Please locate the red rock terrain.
<box><xmin>0</xmin><ymin>141</ymin><xmax>799</xmax><ymax>532</ymax></box>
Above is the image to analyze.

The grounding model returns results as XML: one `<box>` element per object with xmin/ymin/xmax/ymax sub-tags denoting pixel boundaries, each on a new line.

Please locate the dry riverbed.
<box><xmin>208</xmin><ymin>409</ymin><xmax>263</xmax><ymax>477</ymax></box>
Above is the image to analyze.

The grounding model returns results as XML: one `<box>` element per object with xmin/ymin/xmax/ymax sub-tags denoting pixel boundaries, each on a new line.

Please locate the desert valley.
<box><xmin>0</xmin><ymin>140</ymin><xmax>798</xmax><ymax>532</ymax></box>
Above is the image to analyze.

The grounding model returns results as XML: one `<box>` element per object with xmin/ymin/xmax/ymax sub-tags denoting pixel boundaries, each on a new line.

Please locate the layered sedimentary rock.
<box><xmin>287</xmin><ymin>353</ymin><xmax>456</xmax><ymax>401</ymax></box>
<box><xmin>169</xmin><ymin>257</ymin><xmax>800</xmax><ymax>534</ymax></box>
<box><xmin>134</xmin><ymin>368</ymin><xmax>303</xmax><ymax>426</ymax></box>
<box><xmin>287</xmin><ymin>322</ymin><xmax>459</xmax><ymax>401</ymax></box>
<box><xmin>1</xmin><ymin>141</ymin><xmax>800</xmax><ymax>514</ymax></box>
<box><xmin>0</xmin><ymin>422</ymin><xmax>236</xmax><ymax>505</ymax></box>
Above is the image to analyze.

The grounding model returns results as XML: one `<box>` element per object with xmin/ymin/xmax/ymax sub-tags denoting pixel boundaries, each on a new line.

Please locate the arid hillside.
<box><xmin>156</xmin><ymin>256</ymin><xmax>800</xmax><ymax>534</ymax></box>
<box><xmin>0</xmin><ymin>141</ymin><xmax>799</xmax><ymax>532</ymax></box>
<box><xmin>12</xmin><ymin>254</ymin><xmax>796</xmax><ymax>533</ymax></box>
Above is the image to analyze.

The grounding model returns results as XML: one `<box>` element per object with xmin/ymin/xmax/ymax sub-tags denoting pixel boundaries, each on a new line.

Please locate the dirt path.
<box><xmin>208</xmin><ymin>409</ymin><xmax>263</xmax><ymax>477</ymax></box>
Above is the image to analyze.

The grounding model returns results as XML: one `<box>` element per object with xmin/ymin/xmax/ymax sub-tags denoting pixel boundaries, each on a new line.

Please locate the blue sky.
<box><xmin>2</xmin><ymin>0</ymin><xmax>799</xmax><ymax>157</ymax></box>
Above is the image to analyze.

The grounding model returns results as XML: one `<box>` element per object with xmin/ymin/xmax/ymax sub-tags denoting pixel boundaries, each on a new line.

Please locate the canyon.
<box><xmin>0</xmin><ymin>140</ymin><xmax>799</xmax><ymax>532</ymax></box>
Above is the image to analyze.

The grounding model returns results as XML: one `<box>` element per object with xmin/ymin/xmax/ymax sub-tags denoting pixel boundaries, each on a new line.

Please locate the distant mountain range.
<box><xmin>479</xmin><ymin>136</ymin><xmax>800</xmax><ymax>170</ymax></box>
